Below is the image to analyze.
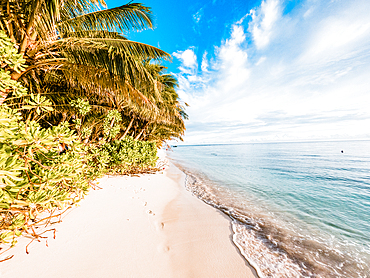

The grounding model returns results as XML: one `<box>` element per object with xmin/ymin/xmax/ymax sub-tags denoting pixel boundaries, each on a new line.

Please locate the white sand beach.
<box><xmin>0</xmin><ymin>152</ymin><xmax>257</xmax><ymax>278</ymax></box>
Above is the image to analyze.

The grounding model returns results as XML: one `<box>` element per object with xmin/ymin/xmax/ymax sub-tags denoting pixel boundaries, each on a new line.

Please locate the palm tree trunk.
<box><xmin>134</xmin><ymin>129</ymin><xmax>144</xmax><ymax>140</ymax></box>
<box><xmin>135</xmin><ymin>122</ymin><xmax>149</xmax><ymax>140</ymax></box>
<box><xmin>11</xmin><ymin>1</ymin><xmax>41</xmax><ymax>81</ymax></box>
<box><xmin>146</xmin><ymin>124</ymin><xmax>156</xmax><ymax>138</ymax></box>
<box><xmin>119</xmin><ymin>117</ymin><xmax>134</xmax><ymax>140</ymax></box>
<box><xmin>19</xmin><ymin>0</ymin><xmax>41</xmax><ymax>55</ymax></box>
<box><xmin>6</xmin><ymin>1</ymin><xmax>15</xmax><ymax>43</ymax></box>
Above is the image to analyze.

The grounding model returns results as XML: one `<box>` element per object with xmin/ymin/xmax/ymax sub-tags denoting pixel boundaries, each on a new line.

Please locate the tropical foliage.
<box><xmin>0</xmin><ymin>106</ymin><xmax>88</xmax><ymax>247</ymax></box>
<box><xmin>0</xmin><ymin>0</ymin><xmax>187</xmax><ymax>143</ymax></box>
<box><xmin>0</xmin><ymin>34</ymin><xmax>88</xmax><ymax>248</ymax></box>
<box><xmin>0</xmin><ymin>0</ymin><xmax>187</xmax><ymax>253</ymax></box>
<box><xmin>88</xmin><ymin>137</ymin><xmax>158</xmax><ymax>175</ymax></box>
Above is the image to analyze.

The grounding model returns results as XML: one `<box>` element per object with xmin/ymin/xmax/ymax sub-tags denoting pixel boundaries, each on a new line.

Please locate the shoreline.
<box><xmin>162</xmin><ymin>160</ymin><xmax>258</xmax><ymax>277</ymax></box>
<box><xmin>0</xmin><ymin>152</ymin><xmax>257</xmax><ymax>278</ymax></box>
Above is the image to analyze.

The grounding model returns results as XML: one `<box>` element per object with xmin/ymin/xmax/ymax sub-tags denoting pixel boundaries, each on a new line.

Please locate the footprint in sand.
<box><xmin>154</xmin><ymin>221</ymin><xmax>165</xmax><ymax>231</ymax></box>
<box><xmin>157</xmin><ymin>244</ymin><xmax>170</xmax><ymax>253</ymax></box>
<box><xmin>147</xmin><ymin>210</ymin><xmax>155</xmax><ymax>215</ymax></box>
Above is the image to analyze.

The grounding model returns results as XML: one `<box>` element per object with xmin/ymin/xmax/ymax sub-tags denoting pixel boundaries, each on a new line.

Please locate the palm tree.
<box><xmin>145</xmin><ymin>74</ymin><xmax>188</xmax><ymax>145</ymax></box>
<box><xmin>1</xmin><ymin>1</ymin><xmax>187</xmax><ymax>145</ymax></box>
<box><xmin>72</xmin><ymin>62</ymin><xmax>188</xmax><ymax>144</ymax></box>
<box><xmin>115</xmin><ymin>63</ymin><xmax>188</xmax><ymax>144</ymax></box>
<box><xmin>0</xmin><ymin>0</ymin><xmax>170</xmax><ymax>109</ymax></box>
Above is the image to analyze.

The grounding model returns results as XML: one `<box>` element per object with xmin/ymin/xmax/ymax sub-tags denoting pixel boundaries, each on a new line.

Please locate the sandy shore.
<box><xmin>0</xmin><ymin>153</ymin><xmax>257</xmax><ymax>278</ymax></box>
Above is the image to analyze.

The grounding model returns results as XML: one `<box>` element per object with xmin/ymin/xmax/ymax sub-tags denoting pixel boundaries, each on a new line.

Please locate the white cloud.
<box><xmin>201</xmin><ymin>51</ymin><xmax>209</xmax><ymax>72</ymax></box>
<box><xmin>173</xmin><ymin>48</ymin><xmax>198</xmax><ymax>74</ymax></box>
<box><xmin>173</xmin><ymin>0</ymin><xmax>370</xmax><ymax>144</ymax></box>
<box><xmin>255</xmin><ymin>56</ymin><xmax>266</xmax><ymax>66</ymax></box>
<box><xmin>216</xmin><ymin>25</ymin><xmax>250</xmax><ymax>91</ymax></box>
<box><xmin>299</xmin><ymin>0</ymin><xmax>370</xmax><ymax>65</ymax></box>
<box><xmin>304</xmin><ymin>20</ymin><xmax>370</xmax><ymax>60</ymax></box>
<box><xmin>248</xmin><ymin>0</ymin><xmax>281</xmax><ymax>49</ymax></box>
<box><xmin>303</xmin><ymin>7</ymin><xmax>314</xmax><ymax>18</ymax></box>
<box><xmin>193</xmin><ymin>8</ymin><xmax>203</xmax><ymax>24</ymax></box>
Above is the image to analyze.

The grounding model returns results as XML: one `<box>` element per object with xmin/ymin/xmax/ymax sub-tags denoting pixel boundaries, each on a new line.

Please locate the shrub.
<box><xmin>0</xmin><ymin>107</ymin><xmax>90</xmax><ymax>246</ymax></box>
<box><xmin>88</xmin><ymin>136</ymin><xmax>158</xmax><ymax>175</ymax></box>
<box><xmin>0</xmin><ymin>32</ymin><xmax>92</xmax><ymax>246</ymax></box>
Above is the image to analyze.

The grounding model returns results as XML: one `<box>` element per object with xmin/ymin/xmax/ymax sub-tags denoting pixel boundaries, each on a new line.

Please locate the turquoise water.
<box><xmin>168</xmin><ymin>140</ymin><xmax>370</xmax><ymax>278</ymax></box>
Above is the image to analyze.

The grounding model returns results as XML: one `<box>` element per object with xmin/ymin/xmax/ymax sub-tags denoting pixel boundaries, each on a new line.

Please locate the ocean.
<box><xmin>167</xmin><ymin>140</ymin><xmax>370</xmax><ymax>278</ymax></box>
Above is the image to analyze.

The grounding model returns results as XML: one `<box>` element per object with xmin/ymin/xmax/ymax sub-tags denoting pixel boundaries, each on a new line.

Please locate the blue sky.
<box><xmin>106</xmin><ymin>0</ymin><xmax>370</xmax><ymax>144</ymax></box>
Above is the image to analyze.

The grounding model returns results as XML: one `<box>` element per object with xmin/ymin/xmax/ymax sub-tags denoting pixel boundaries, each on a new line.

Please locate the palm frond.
<box><xmin>53</xmin><ymin>37</ymin><xmax>170</xmax><ymax>77</ymax></box>
<box><xmin>50</xmin><ymin>37</ymin><xmax>170</xmax><ymax>99</ymax></box>
<box><xmin>62</xmin><ymin>30</ymin><xmax>127</xmax><ymax>39</ymax></box>
<box><xmin>59</xmin><ymin>62</ymin><xmax>155</xmax><ymax>109</ymax></box>
<box><xmin>58</xmin><ymin>3</ymin><xmax>153</xmax><ymax>34</ymax></box>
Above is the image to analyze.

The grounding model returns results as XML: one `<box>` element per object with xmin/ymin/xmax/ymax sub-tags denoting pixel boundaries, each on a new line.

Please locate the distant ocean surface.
<box><xmin>167</xmin><ymin>140</ymin><xmax>370</xmax><ymax>278</ymax></box>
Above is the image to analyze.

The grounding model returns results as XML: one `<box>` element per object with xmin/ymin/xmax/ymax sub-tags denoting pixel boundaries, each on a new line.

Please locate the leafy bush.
<box><xmin>0</xmin><ymin>31</ymin><xmax>27</xmax><ymax>102</ymax></box>
<box><xmin>88</xmin><ymin>136</ymin><xmax>158</xmax><ymax>175</ymax></box>
<box><xmin>103</xmin><ymin>109</ymin><xmax>122</xmax><ymax>141</ymax></box>
<box><xmin>0</xmin><ymin>109</ymin><xmax>158</xmax><ymax>246</ymax></box>
<box><xmin>0</xmin><ymin>107</ymin><xmax>90</xmax><ymax>246</ymax></box>
<box><xmin>0</xmin><ymin>35</ymin><xmax>92</xmax><ymax>246</ymax></box>
<box><xmin>0</xmin><ymin>31</ymin><xmax>26</xmax><ymax>73</ymax></box>
<box><xmin>70</xmin><ymin>98</ymin><xmax>91</xmax><ymax>116</ymax></box>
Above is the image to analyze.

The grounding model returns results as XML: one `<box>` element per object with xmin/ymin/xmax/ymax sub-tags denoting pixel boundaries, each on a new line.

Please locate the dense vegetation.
<box><xmin>0</xmin><ymin>0</ymin><xmax>187</xmax><ymax>252</ymax></box>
